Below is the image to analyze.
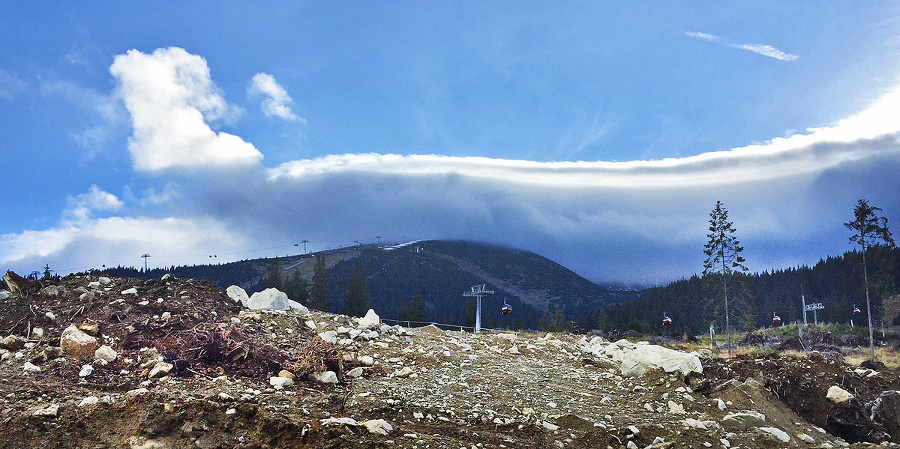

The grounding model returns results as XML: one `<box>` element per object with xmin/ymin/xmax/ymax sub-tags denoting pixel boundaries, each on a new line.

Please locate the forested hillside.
<box><xmin>103</xmin><ymin>240</ymin><xmax>630</xmax><ymax>330</ymax></box>
<box><xmin>606</xmin><ymin>247</ymin><xmax>900</xmax><ymax>335</ymax></box>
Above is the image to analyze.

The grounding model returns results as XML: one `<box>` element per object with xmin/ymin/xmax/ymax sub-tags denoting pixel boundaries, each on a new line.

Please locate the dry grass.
<box><xmin>845</xmin><ymin>346</ymin><xmax>900</xmax><ymax>369</ymax></box>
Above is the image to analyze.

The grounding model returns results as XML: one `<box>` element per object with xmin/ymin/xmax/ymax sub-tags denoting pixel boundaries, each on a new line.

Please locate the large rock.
<box><xmin>757</xmin><ymin>426</ymin><xmax>790</xmax><ymax>443</ymax></box>
<box><xmin>308</xmin><ymin>371</ymin><xmax>339</xmax><ymax>385</ymax></box>
<box><xmin>226</xmin><ymin>285</ymin><xmax>250</xmax><ymax>307</ymax></box>
<box><xmin>579</xmin><ymin>336</ymin><xmax>609</xmax><ymax>357</ymax></box>
<box><xmin>94</xmin><ymin>345</ymin><xmax>118</xmax><ymax>364</ymax></box>
<box><xmin>616</xmin><ymin>344</ymin><xmax>702</xmax><ymax>376</ymax></box>
<box><xmin>3</xmin><ymin>271</ymin><xmax>41</xmax><ymax>295</ymax></box>
<box><xmin>357</xmin><ymin>309</ymin><xmax>380</xmax><ymax>330</ymax></box>
<box><xmin>147</xmin><ymin>361</ymin><xmax>173</xmax><ymax>378</ymax></box>
<box><xmin>826</xmin><ymin>398</ymin><xmax>890</xmax><ymax>443</ymax></box>
<box><xmin>722</xmin><ymin>411</ymin><xmax>766</xmax><ymax>430</ymax></box>
<box><xmin>0</xmin><ymin>335</ymin><xmax>26</xmax><ymax>350</ymax></box>
<box><xmin>246</xmin><ymin>288</ymin><xmax>309</xmax><ymax>312</ymax></box>
<box><xmin>270</xmin><ymin>376</ymin><xmax>294</xmax><ymax>389</ymax></box>
<box><xmin>826</xmin><ymin>385</ymin><xmax>854</xmax><ymax>403</ymax></box>
<box><xmin>362</xmin><ymin>419</ymin><xmax>393</xmax><ymax>435</ymax></box>
<box><xmin>871</xmin><ymin>390</ymin><xmax>900</xmax><ymax>442</ymax></box>
<box><xmin>286</xmin><ymin>299</ymin><xmax>309</xmax><ymax>313</ymax></box>
<box><xmin>60</xmin><ymin>325</ymin><xmax>99</xmax><ymax>359</ymax></box>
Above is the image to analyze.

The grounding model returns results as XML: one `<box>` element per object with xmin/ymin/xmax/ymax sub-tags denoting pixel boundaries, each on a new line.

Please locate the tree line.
<box><xmin>601</xmin><ymin>199</ymin><xmax>897</xmax><ymax>349</ymax></box>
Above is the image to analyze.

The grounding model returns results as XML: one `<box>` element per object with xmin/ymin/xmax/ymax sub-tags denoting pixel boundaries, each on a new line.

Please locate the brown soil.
<box><xmin>1</xmin><ymin>272</ymin><xmax>899</xmax><ymax>448</ymax></box>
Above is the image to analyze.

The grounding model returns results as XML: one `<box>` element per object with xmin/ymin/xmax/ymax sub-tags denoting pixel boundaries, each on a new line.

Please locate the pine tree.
<box><xmin>398</xmin><ymin>288</ymin><xmax>427</xmax><ymax>323</ymax></box>
<box><xmin>310</xmin><ymin>254</ymin><xmax>330</xmax><ymax>312</ymax></box>
<box><xmin>703</xmin><ymin>201</ymin><xmax>748</xmax><ymax>355</ymax></box>
<box><xmin>283</xmin><ymin>272</ymin><xmax>310</xmax><ymax>307</ymax></box>
<box><xmin>266</xmin><ymin>258</ymin><xmax>283</xmax><ymax>290</ymax></box>
<box><xmin>343</xmin><ymin>265</ymin><xmax>369</xmax><ymax>317</ymax></box>
<box><xmin>845</xmin><ymin>199</ymin><xmax>895</xmax><ymax>357</ymax></box>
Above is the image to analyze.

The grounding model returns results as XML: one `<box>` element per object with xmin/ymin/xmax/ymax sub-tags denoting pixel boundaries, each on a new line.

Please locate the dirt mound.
<box><xmin>700</xmin><ymin>351</ymin><xmax>900</xmax><ymax>444</ymax></box>
<box><xmin>0</xmin><ymin>271</ymin><xmax>365</xmax><ymax>448</ymax></box>
<box><xmin>2</xmin><ymin>271</ymin><xmax>900</xmax><ymax>448</ymax></box>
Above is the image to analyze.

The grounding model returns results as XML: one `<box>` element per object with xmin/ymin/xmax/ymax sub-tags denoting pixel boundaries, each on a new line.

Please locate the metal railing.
<box><xmin>380</xmin><ymin>318</ymin><xmax>510</xmax><ymax>334</ymax></box>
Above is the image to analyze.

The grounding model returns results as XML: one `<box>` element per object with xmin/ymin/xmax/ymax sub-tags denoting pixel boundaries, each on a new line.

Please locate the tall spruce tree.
<box><xmin>397</xmin><ymin>288</ymin><xmax>426</xmax><ymax>323</ymax></box>
<box><xmin>310</xmin><ymin>254</ymin><xmax>329</xmax><ymax>312</ymax></box>
<box><xmin>343</xmin><ymin>265</ymin><xmax>369</xmax><ymax>317</ymax></box>
<box><xmin>266</xmin><ymin>258</ymin><xmax>283</xmax><ymax>290</ymax></box>
<box><xmin>703</xmin><ymin>201</ymin><xmax>748</xmax><ymax>355</ymax></box>
<box><xmin>283</xmin><ymin>272</ymin><xmax>310</xmax><ymax>307</ymax></box>
<box><xmin>845</xmin><ymin>199</ymin><xmax>895</xmax><ymax>357</ymax></box>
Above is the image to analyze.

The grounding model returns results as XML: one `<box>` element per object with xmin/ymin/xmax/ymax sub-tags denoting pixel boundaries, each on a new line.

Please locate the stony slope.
<box><xmin>1</xmin><ymin>272</ymin><xmax>898</xmax><ymax>448</ymax></box>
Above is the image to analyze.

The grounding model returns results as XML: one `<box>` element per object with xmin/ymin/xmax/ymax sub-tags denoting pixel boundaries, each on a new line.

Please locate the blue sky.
<box><xmin>2</xmin><ymin>2</ymin><xmax>899</xmax><ymax>284</ymax></box>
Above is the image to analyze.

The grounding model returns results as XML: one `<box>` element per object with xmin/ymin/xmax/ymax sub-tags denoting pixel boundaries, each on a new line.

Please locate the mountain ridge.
<box><xmin>103</xmin><ymin>239</ymin><xmax>633</xmax><ymax>329</ymax></box>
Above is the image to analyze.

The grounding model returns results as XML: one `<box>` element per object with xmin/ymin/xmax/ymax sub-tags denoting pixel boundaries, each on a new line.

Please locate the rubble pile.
<box><xmin>0</xmin><ymin>270</ymin><xmax>899</xmax><ymax>448</ymax></box>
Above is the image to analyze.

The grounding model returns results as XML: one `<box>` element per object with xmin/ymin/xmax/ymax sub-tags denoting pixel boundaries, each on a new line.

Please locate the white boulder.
<box><xmin>321</xmin><ymin>417</ymin><xmax>358</xmax><ymax>426</ymax></box>
<box><xmin>79</xmin><ymin>364</ymin><xmax>94</xmax><ymax>377</ymax></box>
<box><xmin>758</xmin><ymin>426</ymin><xmax>791</xmax><ymax>443</ymax></box>
<box><xmin>270</xmin><ymin>376</ymin><xmax>294</xmax><ymax>389</ymax></box>
<box><xmin>226</xmin><ymin>285</ymin><xmax>250</xmax><ymax>307</ymax></box>
<box><xmin>617</xmin><ymin>344</ymin><xmax>702</xmax><ymax>376</ymax></box>
<box><xmin>248</xmin><ymin>288</ymin><xmax>289</xmax><ymax>310</ymax></box>
<box><xmin>826</xmin><ymin>385</ymin><xmax>854</xmax><ymax>403</ymax></box>
<box><xmin>357</xmin><ymin>309</ymin><xmax>381</xmax><ymax>330</ymax></box>
<box><xmin>287</xmin><ymin>299</ymin><xmax>310</xmax><ymax>313</ymax></box>
<box><xmin>245</xmin><ymin>287</ymin><xmax>309</xmax><ymax>312</ymax></box>
<box><xmin>94</xmin><ymin>345</ymin><xmax>118</xmax><ymax>364</ymax></box>
<box><xmin>78</xmin><ymin>396</ymin><xmax>99</xmax><ymax>407</ymax></box>
<box><xmin>318</xmin><ymin>331</ymin><xmax>338</xmax><ymax>344</ymax></box>
<box><xmin>362</xmin><ymin>418</ymin><xmax>393</xmax><ymax>435</ymax></box>
<box><xmin>309</xmin><ymin>371</ymin><xmax>339</xmax><ymax>385</ymax></box>
<box><xmin>722</xmin><ymin>411</ymin><xmax>766</xmax><ymax>430</ymax></box>
<box><xmin>32</xmin><ymin>404</ymin><xmax>59</xmax><ymax>417</ymax></box>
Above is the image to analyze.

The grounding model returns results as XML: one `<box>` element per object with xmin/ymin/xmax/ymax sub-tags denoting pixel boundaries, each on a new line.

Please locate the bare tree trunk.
<box><xmin>722</xmin><ymin>243</ymin><xmax>731</xmax><ymax>357</ymax></box>
<box><xmin>862</xmin><ymin>246</ymin><xmax>875</xmax><ymax>359</ymax></box>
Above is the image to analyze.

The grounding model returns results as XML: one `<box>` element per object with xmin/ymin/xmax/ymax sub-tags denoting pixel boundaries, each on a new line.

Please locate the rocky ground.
<box><xmin>1</xmin><ymin>271</ymin><xmax>899</xmax><ymax>448</ymax></box>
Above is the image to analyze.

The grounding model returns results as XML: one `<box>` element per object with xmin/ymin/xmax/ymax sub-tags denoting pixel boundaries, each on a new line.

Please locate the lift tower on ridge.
<box><xmin>463</xmin><ymin>284</ymin><xmax>494</xmax><ymax>333</ymax></box>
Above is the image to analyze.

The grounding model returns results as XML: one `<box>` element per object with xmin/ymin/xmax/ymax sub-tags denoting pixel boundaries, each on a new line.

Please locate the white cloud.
<box><xmin>0</xmin><ymin>69</ymin><xmax>28</xmax><ymax>99</ymax></box>
<box><xmin>267</xmin><ymin>126</ymin><xmax>899</xmax><ymax>189</ymax></box>
<box><xmin>684</xmin><ymin>31</ymin><xmax>720</xmax><ymax>41</ymax></box>
<box><xmin>40</xmin><ymin>80</ymin><xmax>126</xmax><ymax>156</ymax></box>
<box><xmin>110</xmin><ymin>47</ymin><xmax>263</xmax><ymax>171</ymax></box>
<box><xmin>63</xmin><ymin>45</ymin><xmax>102</xmax><ymax>69</ymax></box>
<box><xmin>0</xmin><ymin>216</ymin><xmax>244</xmax><ymax>273</ymax></box>
<box><xmin>249</xmin><ymin>73</ymin><xmax>305</xmax><ymax>122</ymax></box>
<box><xmin>686</xmin><ymin>31</ymin><xmax>798</xmax><ymax>61</ymax></box>
<box><xmin>68</xmin><ymin>126</ymin><xmax>114</xmax><ymax>157</ymax></box>
<box><xmin>731</xmin><ymin>43</ymin><xmax>799</xmax><ymax>61</ymax></box>
<box><xmin>62</xmin><ymin>186</ymin><xmax>124</xmax><ymax>223</ymax></box>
